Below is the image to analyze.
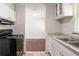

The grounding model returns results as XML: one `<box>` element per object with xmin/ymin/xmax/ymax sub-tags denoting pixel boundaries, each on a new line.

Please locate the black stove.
<box><xmin>5</xmin><ymin>34</ymin><xmax>24</xmax><ymax>39</ymax></box>
<box><xmin>0</xmin><ymin>29</ymin><xmax>24</xmax><ymax>56</ymax></box>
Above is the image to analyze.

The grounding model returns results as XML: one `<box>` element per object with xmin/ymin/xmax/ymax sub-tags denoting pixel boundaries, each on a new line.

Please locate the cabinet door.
<box><xmin>47</xmin><ymin>37</ymin><xmax>52</xmax><ymax>53</ymax></box>
<box><xmin>9</xmin><ymin>4</ymin><xmax>16</xmax><ymax>22</ymax></box>
<box><xmin>61</xmin><ymin>46</ymin><xmax>76</xmax><ymax>56</ymax></box>
<box><xmin>9</xmin><ymin>8</ymin><xmax>16</xmax><ymax>22</ymax></box>
<box><xmin>0</xmin><ymin>4</ymin><xmax>9</xmax><ymax>19</ymax></box>
<box><xmin>53</xmin><ymin>39</ymin><xmax>76</xmax><ymax>56</ymax></box>
<box><xmin>46</xmin><ymin>36</ymin><xmax>51</xmax><ymax>51</ymax></box>
<box><xmin>51</xmin><ymin>38</ymin><xmax>62</xmax><ymax>56</ymax></box>
<box><xmin>49</xmin><ymin>37</ymin><xmax>76</xmax><ymax>56</ymax></box>
<box><xmin>47</xmin><ymin>37</ymin><xmax>61</xmax><ymax>56</ymax></box>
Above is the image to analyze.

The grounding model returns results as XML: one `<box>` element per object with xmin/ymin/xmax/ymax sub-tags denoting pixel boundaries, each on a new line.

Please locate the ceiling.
<box><xmin>26</xmin><ymin>3</ymin><xmax>46</xmax><ymax>18</ymax></box>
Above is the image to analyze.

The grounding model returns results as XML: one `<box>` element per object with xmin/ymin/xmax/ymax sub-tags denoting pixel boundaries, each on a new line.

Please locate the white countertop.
<box><xmin>48</xmin><ymin>34</ymin><xmax>79</xmax><ymax>55</ymax></box>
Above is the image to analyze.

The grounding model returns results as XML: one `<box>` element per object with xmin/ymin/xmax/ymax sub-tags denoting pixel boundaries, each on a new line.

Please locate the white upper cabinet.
<box><xmin>8</xmin><ymin>4</ymin><xmax>16</xmax><ymax>22</ymax></box>
<box><xmin>0</xmin><ymin>3</ymin><xmax>16</xmax><ymax>22</ymax></box>
<box><xmin>9</xmin><ymin>8</ymin><xmax>16</xmax><ymax>22</ymax></box>
<box><xmin>56</xmin><ymin>3</ymin><xmax>74</xmax><ymax>20</ymax></box>
<box><xmin>0</xmin><ymin>4</ymin><xmax>9</xmax><ymax>19</ymax></box>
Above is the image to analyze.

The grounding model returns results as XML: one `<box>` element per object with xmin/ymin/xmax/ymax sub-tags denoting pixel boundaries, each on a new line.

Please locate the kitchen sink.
<box><xmin>67</xmin><ymin>41</ymin><xmax>79</xmax><ymax>47</ymax></box>
<box><xmin>58</xmin><ymin>38</ymin><xmax>72</xmax><ymax>42</ymax></box>
<box><xmin>58</xmin><ymin>38</ymin><xmax>78</xmax><ymax>42</ymax></box>
<box><xmin>58</xmin><ymin>37</ymin><xmax>79</xmax><ymax>47</ymax></box>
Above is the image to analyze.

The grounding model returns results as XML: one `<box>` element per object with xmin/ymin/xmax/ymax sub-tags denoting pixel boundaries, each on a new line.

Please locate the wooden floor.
<box><xmin>22</xmin><ymin>51</ymin><xmax>50</xmax><ymax>56</ymax></box>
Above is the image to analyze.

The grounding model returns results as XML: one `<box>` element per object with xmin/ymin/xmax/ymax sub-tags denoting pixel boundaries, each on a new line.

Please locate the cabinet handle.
<box><xmin>60</xmin><ymin>52</ymin><xmax>62</xmax><ymax>55</ymax></box>
<box><xmin>60</xmin><ymin>52</ymin><xmax>64</xmax><ymax>56</ymax></box>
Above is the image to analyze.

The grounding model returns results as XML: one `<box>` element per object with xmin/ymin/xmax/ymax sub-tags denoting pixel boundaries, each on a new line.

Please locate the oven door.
<box><xmin>0</xmin><ymin>38</ymin><xmax>16</xmax><ymax>56</ymax></box>
<box><xmin>0</xmin><ymin>38</ymin><xmax>10</xmax><ymax>56</ymax></box>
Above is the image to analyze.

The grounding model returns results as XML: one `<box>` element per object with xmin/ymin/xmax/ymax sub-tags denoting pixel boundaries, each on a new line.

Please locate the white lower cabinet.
<box><xmin>47</xmin><ymin>36</ymin><xmax>77</xmax><ymax>56</ymax></box>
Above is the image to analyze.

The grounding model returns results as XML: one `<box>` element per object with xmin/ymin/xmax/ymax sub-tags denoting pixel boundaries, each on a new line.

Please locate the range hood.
<box><xmin>0</xmin><ymin>18</ymin><xmax>15</xmax><ymax>25</ymax></box>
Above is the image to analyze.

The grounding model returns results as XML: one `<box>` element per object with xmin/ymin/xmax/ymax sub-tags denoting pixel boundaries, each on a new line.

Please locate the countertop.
<box><xmin>48</xmin><ymin>33</ymin><xmax>79</xmax><ymax>55</ymax></box>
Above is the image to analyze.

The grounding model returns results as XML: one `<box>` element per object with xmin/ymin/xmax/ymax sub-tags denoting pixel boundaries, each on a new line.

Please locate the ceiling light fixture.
<box><xmin>32</xmin><ymin>13</ymin><xmax>37</xmax><ymax>16</ymax></box>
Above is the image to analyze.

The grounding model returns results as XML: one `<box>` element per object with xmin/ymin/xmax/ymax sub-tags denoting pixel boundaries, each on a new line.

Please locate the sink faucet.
<box><xmin>72</xmin><ymin>32</ymin><xmax>79</xmax><ymax>35</ymax></box>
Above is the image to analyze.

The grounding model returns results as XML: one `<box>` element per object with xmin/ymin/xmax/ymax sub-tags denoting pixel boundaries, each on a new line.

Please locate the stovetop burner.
<box><xmin>0</xmin><ymin>29</ymin><xmax>24</xmax><ymax>39</ymax></box>
<box><xmin>5</xmin><ymin>34</ymin><xmax>24</xmax><ymax>39</ymax></box>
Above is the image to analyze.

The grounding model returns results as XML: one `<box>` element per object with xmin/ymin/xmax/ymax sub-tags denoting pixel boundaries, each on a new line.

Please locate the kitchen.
<box><xmin>0</xmin><ymin>3</ymin><xmax>79</xmax><ymax>56</ymax></box>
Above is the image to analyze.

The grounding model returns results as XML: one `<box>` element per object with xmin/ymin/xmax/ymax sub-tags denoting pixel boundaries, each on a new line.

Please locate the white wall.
<box><xmin>25</xmin><ymin>3</ymin><xmax>46</xmax><ymax>39</ymax></box>
<box><xmin>14</xmin><ymin>4</ymin><xmax>25</xmax><ymax>51</ymax></box>
<box><xmin>61</xmin><ymin>4</ymin><xmax>76</xmax><ymax>35</ymax></box>
<box><xmin>13</xmin><ymin>4</ymin><xmax>25</xmax><ymax>35</ymax></box>
<box><xmin>46</xmin><ymin>3</ymin><xmax>61</xmax><ymax>33</ymax></box>
<box><xmin>61</xmin><ymin>18</ymin><xmax>75</xmax><ymax>34</ymax></box>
